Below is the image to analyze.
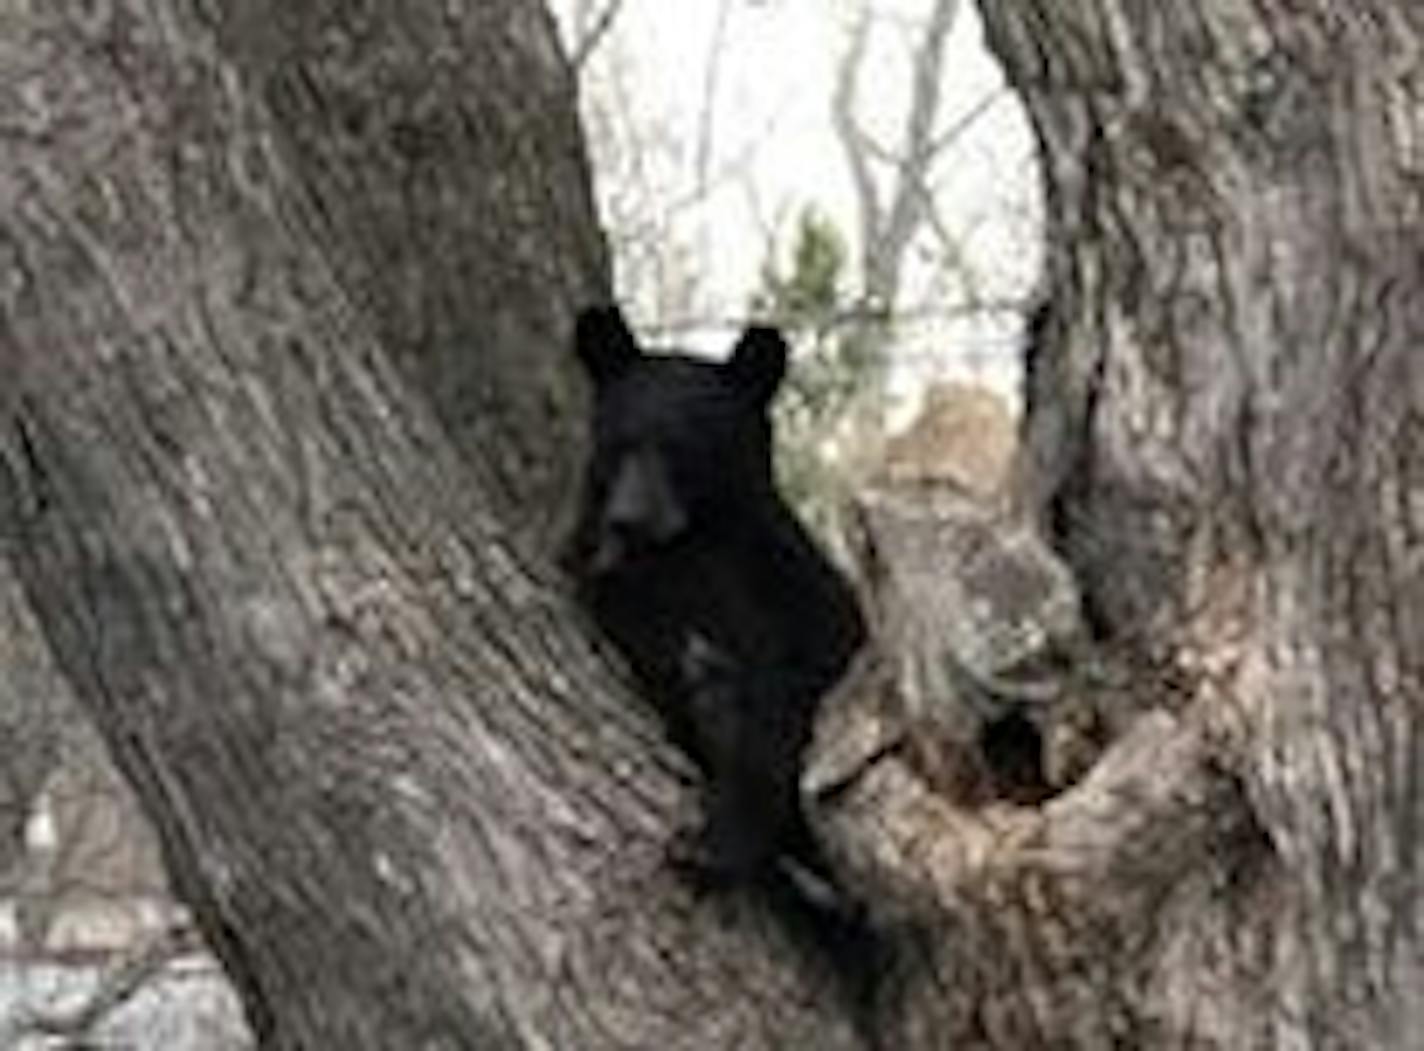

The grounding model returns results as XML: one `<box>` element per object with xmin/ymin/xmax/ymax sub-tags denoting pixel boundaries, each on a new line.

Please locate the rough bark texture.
<box><xmin>964</xmin><ymin>1</ymin><xmax>1423</xmax><ymax>1046</ymax></box>
<box><xmin>0</xmin><ymin>2</ymin><xmax>865</xmax><ymax>1048</ymax></box>
<box><xmin>1</xmin><ymin>0</ymin><xmax>601</xmax><ymax>958</ymax></box>
<box><xmin>216</xmin><ymin>0</ymin><xmax>609</xmax><ymax>553</ymax></box>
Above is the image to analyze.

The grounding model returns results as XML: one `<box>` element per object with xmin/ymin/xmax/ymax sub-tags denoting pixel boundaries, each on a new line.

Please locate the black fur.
<box><xmin>565</xmin><ymin>304</ymin><xmax>866</xmax><ymax>882</ymax></box>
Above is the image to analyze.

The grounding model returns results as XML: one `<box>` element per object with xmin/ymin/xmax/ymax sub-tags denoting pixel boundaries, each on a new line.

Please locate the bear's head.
<box><xmin>569</xmin><ymin>304</ymin><xmax>788</xmax><ymax>577</ymax></box>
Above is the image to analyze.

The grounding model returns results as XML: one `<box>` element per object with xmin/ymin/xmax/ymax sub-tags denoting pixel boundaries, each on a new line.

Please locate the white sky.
<box><xmin>553</xmin><ymin>0</ymin><xmax>1042</xmax><ymax>411</ymax></box>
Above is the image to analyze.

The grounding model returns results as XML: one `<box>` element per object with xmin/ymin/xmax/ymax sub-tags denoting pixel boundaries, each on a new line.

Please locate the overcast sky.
<box><xmin>553</xmin><ymin>0</ymin><xmax>1042</xmax><ymax>407</ymax></box>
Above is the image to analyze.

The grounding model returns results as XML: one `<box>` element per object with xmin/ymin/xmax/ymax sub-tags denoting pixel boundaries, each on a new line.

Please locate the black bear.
<box><xmin>565</xmin><ymin>304</ymin><xmax>866</xmax><ymax>884</ymax></box>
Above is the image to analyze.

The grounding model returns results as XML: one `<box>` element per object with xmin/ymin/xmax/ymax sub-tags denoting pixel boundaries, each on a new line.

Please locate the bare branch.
<box><xmin>570</xmin><ymin>0</ymin><xmax>627</xmax><ymax>72</ymax></box>
<box><xmin>832</xmin><ymin>4</ymin><xmax>883</xmax><ymax>276</ymax></box>
<box><xmin>925</xmin><ymin>86</ymin><xmax>1006</xmax><ymax>159</ymax></box>
<box><xmin>694</xmin><ymin>0</ymin><xmax>736</xmax><ymax>197</ymax></box>
<box><xmin>833</xmin><ymin>0</ymin><xmax>974</xmax><ymax>322</ymax></box>
<box><xmin>872</xmin><ymin>0</ymin><xmax>962</xmax><ymax>302</ymax></box>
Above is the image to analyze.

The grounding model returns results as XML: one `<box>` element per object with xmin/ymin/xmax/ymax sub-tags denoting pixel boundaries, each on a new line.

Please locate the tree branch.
<box><xmin>873</xmin><ymin>0</ymin><xmax>961</xmax><ymax>303</ymax></box>
<box><xmin>694</xmin><ymin>0</ymin><xmax>735</xmax><ymax>198</ymax></box>
<box><xmin>832</xmin><ymin>4</ymin><xmax>883</xmax><ymax>273</ymax></box>
<box><xmin>570</xmin><ymin>0</ymin><xmax>627</xmax><ymax>72</ymax></box>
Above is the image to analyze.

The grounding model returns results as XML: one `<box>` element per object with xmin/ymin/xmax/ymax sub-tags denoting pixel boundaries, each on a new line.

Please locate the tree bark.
<box><xmin>214</xmin><ymin>0</ymin><xmax>609</xmax><ymax>553</ymax></box>
<box><xmin>962</xmin><ymin>1</ymin><xmax>1424</xmax><ymax>1046</ymax></box>
<box><xmin>0</xmin><ymin>0</ymin><xmax>603</xmax><ymax>960</ymax></box>
<box><xmin>0</xmin><ymin>2</ymin><xmax>864</xmax><ymax>1048</ymax></box>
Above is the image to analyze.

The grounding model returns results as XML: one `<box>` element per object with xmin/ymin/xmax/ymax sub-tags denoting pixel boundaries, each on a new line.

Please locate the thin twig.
<box><xmin>570</xmin><ymin>0</ymin><xmax>627</xmax><ymax>71</ymax></box>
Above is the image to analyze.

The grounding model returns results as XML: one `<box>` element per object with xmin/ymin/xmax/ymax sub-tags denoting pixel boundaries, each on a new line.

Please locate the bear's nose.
<box><xmin>592</xmin><ymin>517</ymin><xmax>647</xmax><ymax>572</ymax></box>
<box><xmin>592</xmin><ymin>510</ymin><xmax>680</xmax><ymax>574</ymax></box>
<box><xmin>595</xmin><ymin>450</ymin><xmax>688</xmax><ymax>571</ymax></box>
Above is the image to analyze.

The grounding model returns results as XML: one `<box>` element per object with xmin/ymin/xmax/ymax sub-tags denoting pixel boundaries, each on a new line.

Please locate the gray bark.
<box><xmin>0</xmin><ymin>1</ymin><xmax>863</xmax><ymax>1048</ymax></box>
<box><xmin>214</xmin><ymin>0</ymin><xmax>608</xmax><ymax>554</ymax></box>
<box><xmin>960</xmin><ymin>1</ymin><xmax>1423</xmax><ymax>1046</ymax></box>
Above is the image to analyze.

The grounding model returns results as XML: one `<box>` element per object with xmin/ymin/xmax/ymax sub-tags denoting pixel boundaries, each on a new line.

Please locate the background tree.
<box><xmin>555</xmin><ymin>0</ymin><xmax>766</xmax><ymax>329</ymax></box>
<box><xmin>834</xmin><ymin>0</ymin><xmax>979</xmax><ymax>328</ymax></box>
<box><xmin>557</xmin><ymin>0</ymin><xmax>1036</xmax><ymax>387</ymax></box>
<box><xmin>750</xmin><ymin>207</ymin><xmax>879</xmax><ymax>525</ymax></box>
<box><xmin>831</xmin><ymin>0</ymin><xmax>1037</xmax><ymax>389</ymax></box>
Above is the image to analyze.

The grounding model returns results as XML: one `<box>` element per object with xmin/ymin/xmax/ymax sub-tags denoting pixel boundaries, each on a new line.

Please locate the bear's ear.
<box><xmin>725</xmin><ymin>325</ymin><xmax>788</xmax><ymax>405</ymax></box>
<box><xmin>575</xmin><ymin>305</ymin><xmax>641</xmax><ymax>384</ymax></box>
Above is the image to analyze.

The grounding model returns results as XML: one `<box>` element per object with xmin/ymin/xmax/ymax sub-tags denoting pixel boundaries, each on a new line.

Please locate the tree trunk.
<box><xmin>0</xmin><ymin>2</ymin><xmax>864</xmax><ymax>1048</ymax></box>
<box><xmin>0</xmin><ymin>0</ymin><xmax>603</xmax><ymax>968</ymax></box>
<box><xmin>215</xmin><ymin>0</ymin><xmax>609</xmax><ymax>554</ymax></box>
<box><xmin>960</xmin><ymin>1</ymin><xmax>1423</xmax><ymax>1046</ymax></box>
